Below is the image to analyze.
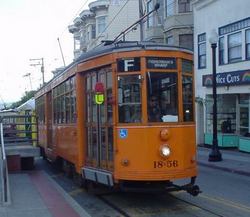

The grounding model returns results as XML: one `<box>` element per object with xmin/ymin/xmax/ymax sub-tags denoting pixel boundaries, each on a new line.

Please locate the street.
<box><xmin>39</xmin><ymin>159</ymin><xmax>250</xmax><ymax>217</ymax></box>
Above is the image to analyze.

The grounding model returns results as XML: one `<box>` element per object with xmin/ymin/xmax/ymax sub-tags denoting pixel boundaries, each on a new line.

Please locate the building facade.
<box><xmin>193</xmin><ymin>0</ymin><xmax>250</xmax><ymax>152</ymax></box>
<box><xmin>144</xmin><ymin>0</ymin><xmax>193</xmax><ymax>50</ymax></box>
<box><xmin>68</xmin><ymin>0</ymin><xmax>140</xmax><ymax>59</ymax></box>
<box><xmin>69</xmin><ymin>0</ymin><xmax>194</xmax><ymax>59</ymax></box>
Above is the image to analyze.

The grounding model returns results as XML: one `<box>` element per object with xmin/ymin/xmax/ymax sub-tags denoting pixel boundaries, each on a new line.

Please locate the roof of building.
<box><xmin>16</xmin><ymin>98</ymin><xmax>35</xmax><ymax>111</ymax></box>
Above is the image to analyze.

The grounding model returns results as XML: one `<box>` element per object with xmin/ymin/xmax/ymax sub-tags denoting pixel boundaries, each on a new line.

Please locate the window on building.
<box><xmin>147</xmin><ymin>0</ymin><xmax>154</xmax><ymax>28</ymax></box>
<box><xmin>165</xmin><ymin>0</ymin><xmax>175</xmax><ymax>17</ymax></box>
<box><xmin>178</xmin><ymin>0</ymin><xmax>191</xmax><ymax>13</ymax></box>
<box><xmin>91</xmin><ymin>24</ymin><xmax>96</xmax><ymax>39</ymax></box>
<box><xmin>179</xmin><ymin>34</ymin><xmax>193</xmax><ymax>50</ymax></box>
<box><xmin>156</xmin><ymin>0</ymin><xmax>164</xmax><ymax>25</ymax></box>
<box><xmin>228</xmin><ymin>32</ymin><xmax>242</xmax><ymax>63</ymax></box>
<box><xmin>166</xmin><ymin>36</ymin><xmax>174</xmax><ymax>45</ymax></box>
<box><xmin>219</xmin><ymin>17</ymin><xmax>250</xmax><ymax>36</ymax></box>
<box><xmin>198</xmin><ymin>33</ymin><xmax>206</xmax><ymax>69</ymax></box>
<box><xmin>87</xmin><ymin>26</ymin><xmax>91</xmax><ymax>41</ymax></box>
<box><xmin>74</xmin><ymin>37</ymin><xmax>80</xmax><ymax>50</ymax></box>
<box><xmin>80</xmin><ymin>29</ymin><xmax>86</xmax><ymax>44</ymax></box>
<box><xmin>246</xmin><ymin>29</ymin><xmax>250</xmax><ymax>59</ymax></box>
<box><xmin>219</xmin><ymin>37</ymin><xmax>225</xmax><ymax>65</ymax></box>
<box><xmin>97</xmin><ymin>16</ymin><xmax>106</xmax><ymax>34</ymax></box>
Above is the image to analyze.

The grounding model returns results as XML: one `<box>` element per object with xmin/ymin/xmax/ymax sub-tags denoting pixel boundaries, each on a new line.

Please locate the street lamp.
<box><xmin>208</xmin><ymin>29</ymin><xmax>222</xmax><ymax>162</ymax></box>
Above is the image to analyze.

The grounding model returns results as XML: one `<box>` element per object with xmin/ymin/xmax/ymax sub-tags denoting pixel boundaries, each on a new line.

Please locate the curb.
<box><xmin>198</xmin><ymin>161</ymin><xmax>250</xmax><ymax>177</ymax></box>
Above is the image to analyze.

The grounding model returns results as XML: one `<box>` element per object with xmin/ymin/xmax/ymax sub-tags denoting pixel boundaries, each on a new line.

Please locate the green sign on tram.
<box><xmin>95</xmin><ymin>94</ymin><xmax>104</xmax><ymax>105</ymax></box>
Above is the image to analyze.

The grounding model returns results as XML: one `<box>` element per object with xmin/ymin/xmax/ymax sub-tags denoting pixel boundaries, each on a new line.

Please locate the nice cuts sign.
<box><xmin>202</xmin><ymin>70</ymin><xmax>250</xmax><ymax>87</ymax></box>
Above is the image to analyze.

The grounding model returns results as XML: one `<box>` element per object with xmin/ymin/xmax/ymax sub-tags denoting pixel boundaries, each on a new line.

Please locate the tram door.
<box><xmin>86</xmin><ymin>68</ymin><xmax>114</xmax><ymax>170</ymax></box>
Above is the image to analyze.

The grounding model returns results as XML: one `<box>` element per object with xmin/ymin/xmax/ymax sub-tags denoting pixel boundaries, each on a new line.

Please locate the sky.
<box><xmin>0</xmin><ymin>0</ymin><xmax>94</xmax><ymax>104</ymax></box>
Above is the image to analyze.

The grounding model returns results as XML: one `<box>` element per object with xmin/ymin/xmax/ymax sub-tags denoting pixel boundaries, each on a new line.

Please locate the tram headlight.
<box><xmin>160</xmin><ymin>145</ymin><xmax>171</xmax><ymax>158</ymax></box>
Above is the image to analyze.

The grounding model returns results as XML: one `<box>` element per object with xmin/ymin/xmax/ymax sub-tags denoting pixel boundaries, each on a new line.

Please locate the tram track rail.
<box><xmin>41</xmin><ymin>159</ymin><xmax>250</xmax><ymax>217</ymax></box>
<box><xmin>97</xmin><ymin>193</ymin><xmax>132</xmax><ymax>217</ymax></box>
<box><xmin>94</xmin><ymin>191</ymin><xmax>224</xmax><ymax>217</ymax></box>
<box><xmin>169</xmin><ymin>193</ymin><xmax>224</xmax><ymax>217</ymax></box>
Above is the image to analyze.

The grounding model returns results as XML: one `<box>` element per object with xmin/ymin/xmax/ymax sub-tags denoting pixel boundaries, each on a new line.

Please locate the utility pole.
<box><xmin>30</xmin><ymin>58</ymin><xmax>45</xmax><ymax>86</ymax></box>
<box><xmin>139</xmin><ymin>0</ymin><xmax>144</xmax><ymax>41</ymax></box>
<box><xmin>23</xmin><ymin>73</ymin><xmax>33</xmax><ymax>90</ymax></box>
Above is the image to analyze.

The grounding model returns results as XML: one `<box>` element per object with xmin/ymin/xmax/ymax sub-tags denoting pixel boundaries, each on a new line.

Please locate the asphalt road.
<box><xmin>36</xmin><ymin>159</ymin><xmax>250</xmax><ymax>217</ymax></box>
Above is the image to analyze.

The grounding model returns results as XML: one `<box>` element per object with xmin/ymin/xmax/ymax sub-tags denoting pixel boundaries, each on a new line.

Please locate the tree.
<box><xmin>10</xmin><ymin>90</ymin><xmax>36</xmax><ymax>109</ymax></box>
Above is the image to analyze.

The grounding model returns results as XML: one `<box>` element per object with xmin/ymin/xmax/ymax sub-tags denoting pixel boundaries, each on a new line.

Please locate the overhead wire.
<box><xmin>59</xmin><ymin>0</ymin><xmax>91</xmax><ymax>37</ymax></box>
<box><xmin>145</xmin><ymin>0</ymin><xmax>193</xmax><ymax>43</ymax></box>
<box><xmin>70</xmin><ymin>0</ymin><xmax>194</xmax><ymax>51</ymax></box>
<box><xmin>89</xmin><ymin>0</ymin><xmax>131</xmax><ymax>49</ymax></box>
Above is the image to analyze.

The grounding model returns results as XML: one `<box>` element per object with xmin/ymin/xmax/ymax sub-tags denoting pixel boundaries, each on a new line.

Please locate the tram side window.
<box><xmin>35</xmin><ymin>96</ymin><xmax>45</xmax><ymax>124</ymax></box>
<box><xmin>53</xmin><ymin>76</ymin><xmax>76</xmax><ymax>124</ymax></box>
<box><xmin>182</xmin><ymin>76</ymin><xmax>193</xmax><ymax>121</ymax></box>
<box><xmin>147</xmin><ymin>72</ymin><xmax>178</xmax><ymax>122</ymax></box>
<box><xmin>182</xmin><ymin>59</ymin><xmax>194</xmax><ymax>122</ymax></box>
<box><xmin>118</xmin><ymin>75</ymin><xmax>142</xmax><ymax>123</ymax></box>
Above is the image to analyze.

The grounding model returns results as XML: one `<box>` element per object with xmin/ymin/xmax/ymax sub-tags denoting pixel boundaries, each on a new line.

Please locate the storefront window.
<box><xmin>238</xmin><ymin>94</ymin><xmax>249</xmax><ymax>136</ymax></box>
<box><xmin>206</xmin><ymin>94</ymin><xmax>236</xmax><ymax>133</ymax></box>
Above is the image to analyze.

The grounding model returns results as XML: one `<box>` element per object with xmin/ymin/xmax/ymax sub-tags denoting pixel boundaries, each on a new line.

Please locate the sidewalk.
<box><xmin>0</xmin><ymin>171</ymin><xmax>91</xmax><ymax>217</ymax></box>
<box><xmin>197</xmin><ymin>146</ymin><xmax>250</xmax><ymax>176</ymax></box>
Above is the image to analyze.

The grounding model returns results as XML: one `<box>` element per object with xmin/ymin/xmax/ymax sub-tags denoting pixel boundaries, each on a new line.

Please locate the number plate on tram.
<box><xmin>153</xmin><ymin>160</ymin><xmax>179</xmax><ymax>168</ymax></box>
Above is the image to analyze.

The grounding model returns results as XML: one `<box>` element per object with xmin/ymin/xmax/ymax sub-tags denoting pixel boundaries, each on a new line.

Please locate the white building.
<box><xmin>192</xmin><ymin>0</ymin><xmax>250</xmax><ymax>151</ymax></box>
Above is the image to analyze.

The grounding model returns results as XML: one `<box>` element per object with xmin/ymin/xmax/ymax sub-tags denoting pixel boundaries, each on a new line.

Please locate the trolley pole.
<box><xmin>30</xmin><ymin>58</ymin><xmax>45</xmax><ymax>86</ymax></box>
<box><xmin>57</xmin><ymin>37</ymin><xmax>66</xmax><ymax>67</ymax></box>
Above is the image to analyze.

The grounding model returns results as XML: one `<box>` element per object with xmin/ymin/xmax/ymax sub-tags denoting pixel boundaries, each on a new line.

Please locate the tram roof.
<box><xmin>76</xmin><ymin>41</ymin><xmax>193</xmax><ymax>64</ymax></box>
<box><xmin>57</xmin><ymin>41</ymin><xmax>192</xmax><ymax>80</ymax></box>
<box><xmin>35</xmin><ymin>41</ymin><xmax>193</xmax><ymax>97</ymax></box>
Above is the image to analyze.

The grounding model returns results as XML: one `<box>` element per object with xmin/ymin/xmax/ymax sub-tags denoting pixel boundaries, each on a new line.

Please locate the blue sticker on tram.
<box><xmin>119</xmin><ymin>129</ymin><xmax>128</xmax><ymax>139</ymax></box>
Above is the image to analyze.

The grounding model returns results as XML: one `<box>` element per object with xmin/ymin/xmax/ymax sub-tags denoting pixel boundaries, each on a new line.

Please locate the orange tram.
<box><xmin>35</xmin><ymin>41</ymin><xmax>200</xmax><ymax>196</ymax></box>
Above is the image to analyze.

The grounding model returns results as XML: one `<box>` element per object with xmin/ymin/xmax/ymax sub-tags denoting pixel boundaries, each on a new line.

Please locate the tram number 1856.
<box><xmin>153</xmin><ymin>160</ymin><xmax>178</xmax><ymax>168</ymax></box>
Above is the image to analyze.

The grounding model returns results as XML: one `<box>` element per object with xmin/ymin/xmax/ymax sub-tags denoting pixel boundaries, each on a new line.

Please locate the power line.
<box><xmin>59</xmin><ymin>0</ymin><xmax>91</xmax><ymax>37</ymax></box>
<box><xmin>89</xmin><ymin>0</ymin><xmax>131</xmax><ymax>49</ymax></box>
<box><xmin>113</xmin><ymin>2</ymin><xmax>160</xmax><ymax>42</ymax></box>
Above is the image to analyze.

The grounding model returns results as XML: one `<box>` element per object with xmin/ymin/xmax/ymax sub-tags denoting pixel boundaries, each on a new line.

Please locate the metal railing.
<box><xmin>1</xmin><ymin>115</ymin><xmax>38</xmax><ymax>146</ymax></box>
<box><xmin>0</xmin><ymin>122</ymin><xmax>11</xmax><ymax>205</ymax></box>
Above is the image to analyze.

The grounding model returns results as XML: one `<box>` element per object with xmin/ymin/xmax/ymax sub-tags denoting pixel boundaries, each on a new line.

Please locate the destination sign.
<box><xmin>146</xmin><ymin>57</ymin><xmax>177</xmax><ymax>69</ymax></box>
<box><xmin>117</xmin><ymin>58</ymin><xmax>140</xmax><ymax>72</ymax></box>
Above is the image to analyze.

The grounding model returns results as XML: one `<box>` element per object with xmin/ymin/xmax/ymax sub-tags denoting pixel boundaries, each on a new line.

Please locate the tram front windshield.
<box><xmin>147</xmin><ymin>72</ymin><xmax>178</xmax><ymax>122</ymax></box>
